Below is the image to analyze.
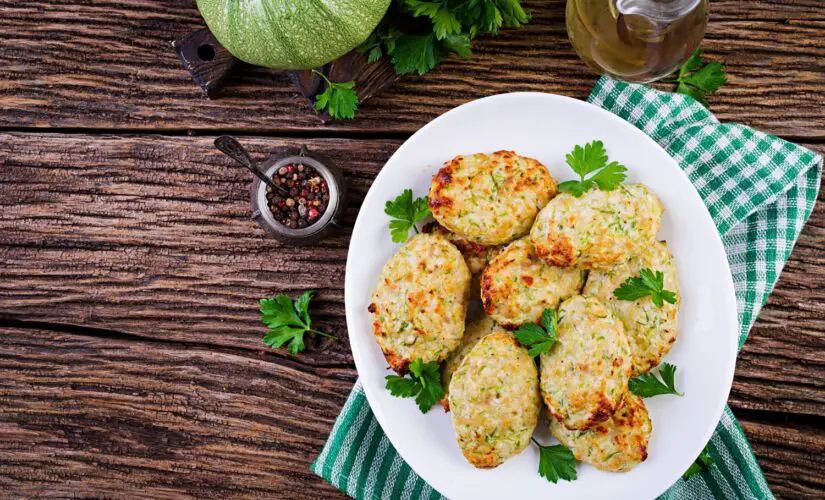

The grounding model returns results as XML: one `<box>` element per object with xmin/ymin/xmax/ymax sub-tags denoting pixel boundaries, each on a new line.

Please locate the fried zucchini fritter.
<box><xmin>530</xmin><ymin>184</ymin><xmax>663</xmax><ymax>270</ymax></box>
<box><xmin>549</xmin><ymin>393</ymin><xmax>652</xmax><ymax>472</ymax></box>
<box><xmin>429</xmin><ymin>151</ymin><xmax>557</xmax><ymax>246</ymax></box>
<box><xmin>540</xmin><ymin>295</ymin><xmax>632</xmax><ymax>430</ymax></box>
<box><xmin>449</xmin><ymin>331</ymin><xmax>540</xmax><ymax>468</ymax></box>
<box><xmin>480</xmin><ymin>238</ymin><xmax>584</xmax><ymax>329</ymax></box>
<box><xmin>369</xmin><ymin>233</ymin><xmax>471</xmax><ymax>373</ymax></box>
<box><xmin>584</xmin><ymin>241</ymin><xmax>680</xmax><ymax>375</ymax></box>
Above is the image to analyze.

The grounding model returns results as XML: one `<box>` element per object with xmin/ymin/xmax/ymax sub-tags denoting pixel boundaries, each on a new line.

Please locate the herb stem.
<box><xmin>309</xmin><ymin>329</ymin><xmax>337</xmax><ymax>340</ymax></box>
<box><xmin>413</xmin><ymin>225</ymin><xmax>420</xmax><ymax>234</ymax></box>
<box><xmin>311</xmin><ymin>69</ymin><xmax>331</xmax><ymax>86</ymax></box>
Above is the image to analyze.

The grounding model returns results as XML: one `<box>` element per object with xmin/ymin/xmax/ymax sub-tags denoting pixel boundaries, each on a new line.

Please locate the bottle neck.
<box><xmin>615</xmin><ymin>0</ymin><xmax>702</xmax><ymax>23</ymax></box>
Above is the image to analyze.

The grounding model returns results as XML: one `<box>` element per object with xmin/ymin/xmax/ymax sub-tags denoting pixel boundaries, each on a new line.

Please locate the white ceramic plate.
<box><xmin>345</xmin><ymin>93</ymin><xmax>737</xmax><ymax>500</ymax></box>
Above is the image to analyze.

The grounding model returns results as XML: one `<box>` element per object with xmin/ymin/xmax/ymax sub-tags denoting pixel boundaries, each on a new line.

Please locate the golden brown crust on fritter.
<box><xmin>539</xmin><ymin>295</ymin><xmax>632</xmax><ymax>430</ymax></box>
<box><xmin>530</xmin><ymin>184</ymin><xmax>663</xmax><ymax>270</ymax></box>
<box><xmin>369</xmin><ymin>233</ymin><xmax>471</xmax><ymax>373</ymax></box>
<box><xmin>428</xmin><ymin>151</ymin><xmax>557</xmax><ymax>246</ymax></box>
<box><xmin>480</xmin><ymin>238</ymin><xmax>584</xmax><ymax>329</ymax></box>
<box><xmin>550</xmin><ymin>393</ymin><xmax>652</xmax><ymax>472</ymax></box>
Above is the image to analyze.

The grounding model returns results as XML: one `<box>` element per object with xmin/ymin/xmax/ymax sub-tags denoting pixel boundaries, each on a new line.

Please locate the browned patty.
<box><xmin>428</xmin><ymin>151</ymin><xmax>557</xmax><ymax>246</ymax></box>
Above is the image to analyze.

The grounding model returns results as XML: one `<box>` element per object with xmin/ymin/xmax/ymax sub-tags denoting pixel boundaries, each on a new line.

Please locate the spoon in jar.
<box><xmin>214</xmin><ymin>135</ymin><xmax>291</xmax><ymax>198</ymax></box>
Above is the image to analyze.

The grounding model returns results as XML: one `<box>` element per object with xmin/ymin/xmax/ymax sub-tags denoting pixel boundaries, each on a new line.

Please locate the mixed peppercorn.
<box><xmin>266</xmin><ymin>163</ymin><xmax>329</xmax><ymax>229</ymax></box>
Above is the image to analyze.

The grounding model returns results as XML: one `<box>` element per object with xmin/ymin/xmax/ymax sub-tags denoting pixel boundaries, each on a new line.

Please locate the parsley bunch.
<box><xmin>514</xmin><ymin>308</ymin><xmax>559</xmax><ymax>357</ymax></box>
<box><xmin>385</xmin><ymin>358</ymin><xmax>445</xmax><ymax>412</ymax></box>
<box><xmin>557</xmin><ymin>140</ymin><xmax>628</xmax><ymax>197</ymax></box>
<box><xmin>260</xmin><ymin>291</ymin><xmax>336</xmax><ymax>354</ymax></box>
<box><xmin>359</xmin><ymin>0</ymin><xmax>530</xmax><ymax>76</ymax></box>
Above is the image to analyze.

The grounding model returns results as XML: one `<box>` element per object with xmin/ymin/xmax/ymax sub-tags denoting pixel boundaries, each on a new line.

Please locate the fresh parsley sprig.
<box><xmin>385</xmin><ymin>189</ymin><xmax>431</xmax><ymax>243</ymax></box>
<box><xmin>557</xmin><ymin>140</ymin><xmax>628</xmax><ymax>197</ymax></box>
<box><xmin>260</xmin><ymin>291</ymin><xmax>336</xmax><ymax>355</ymax></box>
<box><xmin>385</xmin><ymin>358</ymin><xmax>445</xmax><ymax>413</ymax></box>
<box><xmin>614</xmin><ymin>268</ymin><xmax>677</xmax><ymax>306</ymax></box>
<box><xmin>514</xmin><ymin>308</ymin><xmax>559</xmax><ymax>357</ymax></box>
<box><xmin>629</xmin><ymin>362</ymin><xmax>682</xmax><ymax>398</ymax></box>
<box><xmin>669</xmin><ymin>49</ymin><xmax>727</xmax><ymax>108</ymax></box>
<box><xmin>683</xmin><ymin>443</ymin><xmax>716</xmax><ymax>480</ymax></box>
<box><xmin>533</xmin><ymin>438</ymin><xmax>578</xmax><ymax>484</ymax></box>
<box><xmin>311</xmin><ymin>69</ymin><xmax>359</xmax><ymax>120</ymax></box>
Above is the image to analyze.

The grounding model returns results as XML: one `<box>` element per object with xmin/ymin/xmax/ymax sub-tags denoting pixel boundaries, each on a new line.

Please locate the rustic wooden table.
<box><xmin>1</xmin><ymin>1</ymin><xmax>823</xmax><ymax>498</ymax></box>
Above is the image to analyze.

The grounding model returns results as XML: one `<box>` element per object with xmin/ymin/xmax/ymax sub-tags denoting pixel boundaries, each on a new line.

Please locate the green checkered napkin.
<box><xmin>312</xmin><ymin>76</ymin><xmax>822</xmax><ymax>499</ymax></box>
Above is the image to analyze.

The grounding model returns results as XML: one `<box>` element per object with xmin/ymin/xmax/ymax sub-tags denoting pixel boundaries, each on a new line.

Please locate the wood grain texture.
<box><xmin>1</xmin><ymin>133</ymin><xmax>824</xmax><ymax>498</ymax></box>
<box><xmin>739</xmin><ymin>418</ymin><xmax>825</xmax><ymax>498</ymax></box>
<box><xmin>0</xmin><ymin>133</ymin><xmax>404</xmax><ymax>366</ymax></box>
<box><xmin>0</xmin><ymin>325</ymin><xmax>823</xmax><ymax>499</ymax></box>
<box><xmin>2</xmin><ymin>1</ymin><xmax>825</xmax><ymax>496</ymax></box>
<box><xmin>0</xmin><ymin>1</ymin><xmax>823</xmax><ymax>137</ymax></box>
<box><xmin>172</xmin><ymin>28</ymin><xmax>237</xmax><ymax>98</ymax></box>
<box><xmin>0</xmin><ymin>326</ymin><xmax>353</xmax><ymax>499</ymax></box>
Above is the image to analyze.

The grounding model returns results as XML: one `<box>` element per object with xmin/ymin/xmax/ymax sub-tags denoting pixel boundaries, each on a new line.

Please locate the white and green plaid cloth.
<box><xmin>311</xmin><ymin>77</ymin><xmax>822</xmax><ymax>500</ymax></box>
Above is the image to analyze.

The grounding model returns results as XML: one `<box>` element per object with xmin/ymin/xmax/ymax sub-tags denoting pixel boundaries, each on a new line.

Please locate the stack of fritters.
<box><xmin>369</xmin><ymin>150</ymin><xmax>679</xmax><ymax>473</ymax></box>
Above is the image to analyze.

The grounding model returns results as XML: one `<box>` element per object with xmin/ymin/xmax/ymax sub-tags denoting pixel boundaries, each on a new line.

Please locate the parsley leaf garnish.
<box><xmin>311</xmin><ymin>70</ymin><xmax>359</xmax><ymax>120</ymax></box>
<box><xmin>613</xmin><ymin>268</ymin><xmax>677</xmax><ymax>306</ymax></box>
<box><xmin>557</xmin><ymin>140</ymin><xmax>627</xmax><ymax>197</ymax></box>
<box><xmin>533</xmin><ymin>438</ymin><xmax>578</xmax><ymax>483</ymax></box>
<box><xmin>390</xmin><ymin>33</ymin><xmax>449</xmax><ymax>75</ymax></box>
<box><xmin>629</xmin><ymin>362</ymin><xmax>683</xmax><ymax>398</ymax></box>
<box><xmin>385</xmin><ymin>189</ymin><xmax>431</xmax><ymax>243</ymax></box>
<box><xmin>682</xmin><ymin>443</ymin><xmax>715</xmax><ymax>480</ymax></box>
<box><xmin>673</xmin><ymin>49</ymin><xmax>727</xmax><ymax>107</ymax></box>
<box><xmin>260</xmin><ymin>291</ymin><xmax>336</xmax><ymax>354</ymax></box>
<box><xmin>514</xmin><ymin>308</ymin><xmax>559</xmax><ymax>357</ymax></box>
<box><xmin>385</xmin><ymin>358</ymin><xmax>445</xmax><ymax>413</ymax></box>
<box><xmin>404</xmin><ymin>0</ymin><xmax>462</xmax><ymax>39</ymax></box>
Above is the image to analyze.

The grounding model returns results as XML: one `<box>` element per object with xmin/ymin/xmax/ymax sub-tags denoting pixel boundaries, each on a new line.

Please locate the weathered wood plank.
<box><xmin>1</xmin><ymin>133</ymin><xmax>824</xmax><ymax>418</ymax></box>
<box><xmin>0</xmin><ymin>133</ymin><xmax>404</xmax><ymax>365</ymax></box>
<box><xmin>0</xmin><ymin>326</ymin><xmax>823</xmax><ymax>498</ymax></box>
<box><xmin>738</xmin><ymin>417</ymin><xmax>825</xmax><ymax>498</ymax></box>
<box><xmin>0</xmin><ymin>326</ymin><xmax>352</xmax><ymax>499</ymax></box>
<box><xmin>0</xmin><ymin>1</ymin><xmax>823</xmax><ymax>138</ymax></box>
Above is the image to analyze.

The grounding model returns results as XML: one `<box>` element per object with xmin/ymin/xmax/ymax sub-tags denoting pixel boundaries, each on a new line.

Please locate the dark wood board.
<box><xmin>0</xmin><ymin>1</ymin><xmax>823</xmax><ymax>138</ymax></box>
<box><xmin>1</xmin><ymin>133</ymin><xmax>824</xmax><ymax>498</ymax></box>
<box><xmin>2</xmin><ymin>0</ymin><xmax>825</xmax><ymax>497</ymax></box>
<box><xmin>0</xmin><ymin>325</ymin><xmax>823</xmax><ymax>499</ymax></box>
<box><xmin>0</xmin><ymin>326</ymin><xmax>355</xmax><ymax>499</ymax></box>
<box><xmin>0</xmin><ymin>134</ymin><xmax>403</xmax><ymax>366</ymax></box>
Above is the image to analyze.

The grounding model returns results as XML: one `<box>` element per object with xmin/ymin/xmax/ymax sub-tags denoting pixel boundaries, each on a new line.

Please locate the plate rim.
<box><xmin>344</xmin><ymin>91</ymin><xmax>738</xmax><ymax>499</ymax></box>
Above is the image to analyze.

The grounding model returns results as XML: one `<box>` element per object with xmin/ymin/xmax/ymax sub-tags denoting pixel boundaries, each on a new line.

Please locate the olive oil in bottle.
<box><xmin>567</xmin><ymin>0</ymin><xmax>708</xmax><ymax>83</ymax></box>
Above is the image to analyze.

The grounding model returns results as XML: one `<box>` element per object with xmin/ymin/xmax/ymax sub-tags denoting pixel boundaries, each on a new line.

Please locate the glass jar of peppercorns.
<box><xmin>251</xmin><ymin>146</ymin><xmax>346</xmax><ymax>245</ymax></box>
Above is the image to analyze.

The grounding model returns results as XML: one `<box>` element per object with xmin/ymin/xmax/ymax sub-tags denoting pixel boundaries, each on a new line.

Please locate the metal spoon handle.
<box><xmin>214</xmin><ymin>136</ymin><xmax>289</xmax><ymax>196</ymax></box>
